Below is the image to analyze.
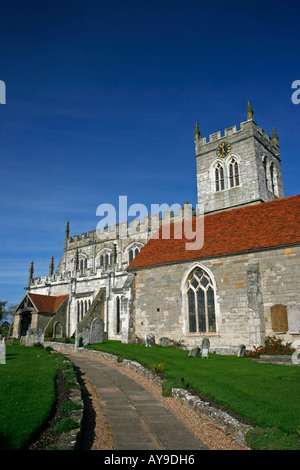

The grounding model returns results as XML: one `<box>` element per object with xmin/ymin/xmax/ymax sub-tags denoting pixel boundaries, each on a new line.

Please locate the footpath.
<box><xmin>65</xmin><ymin>353</ymin><xmax>209</xmax><ymax>451</ymax></box>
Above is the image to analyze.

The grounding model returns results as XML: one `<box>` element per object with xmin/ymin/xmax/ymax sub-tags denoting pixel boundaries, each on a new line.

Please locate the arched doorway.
<box><xmin>20</xmin><ymin>312</ymin><xmax>32</xmax><ymax>337</ymax></box>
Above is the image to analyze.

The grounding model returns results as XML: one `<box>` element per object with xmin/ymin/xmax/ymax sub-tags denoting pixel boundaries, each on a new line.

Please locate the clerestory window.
<box><xmin>128</xmin><ymin>246</ymin><xmax>140</xmax><ymax>264</ymax></box>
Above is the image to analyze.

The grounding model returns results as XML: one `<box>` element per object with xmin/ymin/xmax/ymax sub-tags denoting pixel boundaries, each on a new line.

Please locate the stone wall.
<box><xmin>133</xmin><ymin>246</ymin><xmax>300</xmax><ymax>352</ymax></box>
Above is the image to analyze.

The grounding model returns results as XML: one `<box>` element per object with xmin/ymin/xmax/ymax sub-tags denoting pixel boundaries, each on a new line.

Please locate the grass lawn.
<box><xmin>87</xmin><ymin>340</ymin><xmax>300</xmax><ymax>437</ymax></box>
<box><xmin>0</xmin><ymin>345</ymin><xmax>57</xmax><ymax>450</ymax></box>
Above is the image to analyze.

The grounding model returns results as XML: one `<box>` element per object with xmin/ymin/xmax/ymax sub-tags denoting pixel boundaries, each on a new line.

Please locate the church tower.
<box><xmin>194</xmin><ymin>102</ymin><xmax>285</xmax><ymax>214</ymax></box>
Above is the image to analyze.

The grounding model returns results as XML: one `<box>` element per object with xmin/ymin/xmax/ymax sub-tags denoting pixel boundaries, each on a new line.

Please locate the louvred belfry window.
<box><xmin>215</xmin><ymin>163</ymin><xmax>224</xmax><ymax>192</ymax></box>
<box><xmin>228</xmin><ymin>158</ymin><xmax>240</xmax><ymax>188</ymax></box>
<box><xmin>187</xmin><ymin>268</ymin><xmax>216</xmax><ymax>333</ymax></box>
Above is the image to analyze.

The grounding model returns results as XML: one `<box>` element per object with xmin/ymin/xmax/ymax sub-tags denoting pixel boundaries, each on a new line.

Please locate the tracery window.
<box><xmin>128</xmin><ymin>246</ymin><xmax>140</xmax><ymax>264</ymax></box>
<box><xmin>228</xmin><ymin>157</ymin><xmax>240</xmax><ymax>188</ymax></box>
<box><xmin>215</xmin><ymin>163</ymin><xmax>224</xmax><ymax>192</ymax></box>
<box><xmin>186</xmin><ymin>267</ymin><xmax>216</xmax><ymax>333</ymax></box>
<box><xmin>99</xmin><ymin>251</ymin><xmax>112</xmax><ymax>270</ymax></box>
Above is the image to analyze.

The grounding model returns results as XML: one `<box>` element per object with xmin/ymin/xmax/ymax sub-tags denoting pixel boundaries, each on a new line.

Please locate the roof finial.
<box><xmin>49</xmin><ymin>256</ymin><xmax>54</xmax><ymax>277</ymax></box>
<box><xmin>247</xmin><ymin>100</ymin><xmax>254</xmax><ymax>121</ymax></box>
<box><xmin>65</xmin><ymin>221</ymin><xmax>69</xmax><ymax>238</ymax></box>
<box><xmin>194</xmin><ymin>122</ymin><xmax>201</xmax><ymax>141</ymax></box>
<box><xmin>272</xmin><ymin>127</ymin><xmax>279</xmax><ymax>147</ymax></box>
<box><xmin>28</xmin><ymin>260</ymin><xmax>34</xmax><ymax>287</ymax></box>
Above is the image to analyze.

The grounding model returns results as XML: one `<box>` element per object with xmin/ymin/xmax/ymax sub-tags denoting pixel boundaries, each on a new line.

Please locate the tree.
<box><xmin>0</xmin><ymin>300</ymin><xmax>17</xmax><ymax>324</ymax></box>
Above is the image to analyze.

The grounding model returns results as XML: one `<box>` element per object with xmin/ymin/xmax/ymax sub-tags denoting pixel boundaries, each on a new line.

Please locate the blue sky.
<box><xmin>0</xmin><ymin>0</ymin><xmax>299</xmax><ymax>306</ymax></box>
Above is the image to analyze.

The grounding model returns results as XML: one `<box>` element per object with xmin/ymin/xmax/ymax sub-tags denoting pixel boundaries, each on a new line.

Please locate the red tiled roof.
<box><xmin>28</xmin><ymin>293</ymin><xmax>69</xmax><ymax>314</ymax></box>
<box><xmin>127</xmin><ymin>195</ymin><xmax>300</xmax><ymax>270</ymax></box>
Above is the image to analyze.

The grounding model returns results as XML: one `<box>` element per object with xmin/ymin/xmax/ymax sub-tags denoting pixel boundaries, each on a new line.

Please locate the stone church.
<box><xmin>13</xmin><ymin>102</ymin><xmax>300</xmax><ymax>353</ymax></box>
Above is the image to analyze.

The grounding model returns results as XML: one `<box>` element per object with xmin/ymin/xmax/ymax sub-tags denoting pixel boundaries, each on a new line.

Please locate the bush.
<box><xmin>246</xmin><ymin>427</ymin><xmax>300</xmax><ymax>450</ymax></box>
<box><xmin>58</xmin><ymin>401</ymin><xmax>83</xmax><ymax>413</ymax></box>
<box><xmin>150</xmin><ymin>362</ymin><xmax>165</xmax><ymax>375</ymax></box>
<box><xmin>63</xmin><ymin>380</ymin><xmax>79</xmax><ymax>389</ymax></box>
<box><xmin>63</xmin><ymin>369</ymin><xmax>76</xmax><ymax>379</ymax></box>
<box><xmin>54</xmin><ymin>418</ymin><xmax>80</xmax><ymax>434</ymax></box>
<box><xmin>246</xmin><ymin>336</ymin><xmax>295</xmax><ymax>358</ymax></box>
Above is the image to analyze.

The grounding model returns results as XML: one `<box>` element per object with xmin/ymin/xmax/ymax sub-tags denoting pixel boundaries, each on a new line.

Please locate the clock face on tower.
<box><xmin>216</xmin><ymin>142</ymin><xmax>231</xmax><ymax>158</ymax></box>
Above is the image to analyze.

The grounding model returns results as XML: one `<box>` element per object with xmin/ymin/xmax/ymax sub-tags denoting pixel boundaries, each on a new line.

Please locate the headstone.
<box><xmin>188</xmin><ymin>347</ymin><xmax>200</xmax><ymax>358</ymax></box>
<box><xmin>75</xmin><ymin>323</ymin><xmax>90</xmax><ymax>348</ymax></box>
<box><xmin>0</xmin><ymin>339</ymin><xmax>6</xmax><ymax>364</ymax></box>
<box><xmin>237</xmin><ymin>344</ymin><xmax>246</xmax><ymax>358</ymax></box>
<box><xmin>145</xmin><ymin>333</ymin><xmax>155</xmax><ymax>347</ymax></box>
<box><xmin>288</xmin><ymin>306</ymin><xmax>300</xmax><ymax>333</ymax></box>
<box><xmin>159</xmin><ymin>337</ymin><xmax>170</xmax><ymax>348</ymax></box>
<box><xmin>89</xmin><ymin>318</ymin><xmax>104</xmax><ymax>344</ymax></box>
<box><xmin>201</xmin><ymin>337</ymin><xmax>210</xmax><ymax>358</ymax></box>
<box><xmin>54</xmin><ymin>322</ymin><xmax>63</xmax><ymax>339</ymax></box>
<box><xmin>25</xmin><ymin>328</ymin><xmax>44</xmax><ymax>347</ymax></box>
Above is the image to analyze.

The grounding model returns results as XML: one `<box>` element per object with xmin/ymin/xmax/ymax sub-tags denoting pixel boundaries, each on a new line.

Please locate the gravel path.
<box><xmin>73</xmin><ymin>353</ymin><xmax>246</xmax><ymax>451</ymax></box>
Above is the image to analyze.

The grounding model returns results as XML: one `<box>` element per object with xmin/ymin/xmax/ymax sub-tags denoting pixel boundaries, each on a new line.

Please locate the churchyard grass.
<box><xmin>0</xmin><ymin>344</ymin><xmax>57</xmax><ymax>450</ymax></box>
<box><xmin>87</xmin><ymin>341</ymin><xmax>300</xmax><ymax>442</ymax></box>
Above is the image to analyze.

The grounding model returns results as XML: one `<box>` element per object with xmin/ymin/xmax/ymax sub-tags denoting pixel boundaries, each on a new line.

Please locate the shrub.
<box><xmin>246</xmin><ymin>336</ymin><xmax>295</xmax><ymax>358</ymax></box>
<box><xmin>63</xmin><ymin>369</ymin><xmax>76</xmax><ymax>379</ymax></box>
<box><xmin>63</xmin><ymin>380</ymin><xmax>79</xmax><ymax>389</ymax></box>
<box><xmin>150</xmin><ymin>362</ymin><xmax>165</xmax><ymax>375</ymax></box>
<box><xmin>59</xmin><ymin>401</ymin><xmax>83</xmax><ymax>413</ymax></box>
<box><xmin>54</xmin><ymin>418</ymin><xmax>80</xmax><ymax>434</ymax></box>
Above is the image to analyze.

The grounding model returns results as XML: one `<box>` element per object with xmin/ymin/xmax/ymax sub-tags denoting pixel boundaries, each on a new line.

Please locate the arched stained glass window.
<box><xmin>186</xmin><ymin>267</ymin><xmax>216</xmax><ymax>333</ymax></box>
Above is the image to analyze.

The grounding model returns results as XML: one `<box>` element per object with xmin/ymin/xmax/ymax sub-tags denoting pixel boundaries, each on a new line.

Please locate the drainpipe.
<box><xmin>105</xmin><ymin>272</ymin><xmax>111</xmax><ymax>334</ymax></box>
<box><xmin>67</xmin><ymin>278</ymin><xmax>73</xmax><ymax>337</ymax></box>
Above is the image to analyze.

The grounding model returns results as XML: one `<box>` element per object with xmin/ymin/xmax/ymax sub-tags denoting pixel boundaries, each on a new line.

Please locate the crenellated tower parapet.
<box><xmin>195</xmin><ymin>101</ymin><xmax>284</xmax><ymax>214</ymax></box>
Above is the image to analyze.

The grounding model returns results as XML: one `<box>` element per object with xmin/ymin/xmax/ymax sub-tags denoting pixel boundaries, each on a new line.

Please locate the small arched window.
<box><xmin>228</xmin><ymin>158</ymin><xmax>240</xmax><ymax>188</ymax></box>
<box><xmin>128</xmin><ymin>246</ymin><xmax>141</xmax><ymax>263</ymax></box>
<box><xmin>215</xmin><ymin>163</ymin><xmax>224</xmax><ymax>192</ymax></box>
<box><xmin>186</xmin><ymin>267</ymin><xmax>216</xmax><ymax>333</ymax></box>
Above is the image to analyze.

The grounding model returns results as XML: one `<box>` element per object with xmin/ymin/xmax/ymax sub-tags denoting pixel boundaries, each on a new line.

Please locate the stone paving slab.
<box><xmin>66</xmin><ymin>353</ymin><xmax>209</xmax><ymax>451</ymax></box>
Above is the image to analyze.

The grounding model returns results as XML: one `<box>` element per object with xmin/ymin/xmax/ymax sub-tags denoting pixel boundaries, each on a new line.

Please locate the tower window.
<box><xmin>215</xmin><ymin>163</ymin><xmax>224</xmax><ymax>192</ymax></box>
<box><xmin>228</xmin><ymin>158</ymin><xmax>240</xmax><ymax>188</ymax></box>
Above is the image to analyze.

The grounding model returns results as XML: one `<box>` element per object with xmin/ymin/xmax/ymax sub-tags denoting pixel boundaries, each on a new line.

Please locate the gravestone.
<box><xmin>145</xmin><ymin>333</ymin><xmax>155</xmax><ymax>347</ymax></box>
<box><xmin>201</xmin><ymin>337</ymin><xmax>210</xmax><ymax>358</ymax></box>
<box><xmin>288</xmin><ymin>306</ymin><xmax>300</xmax><ymax>333</ymax></box>
<box><xmin>0</xmin><ymin>339</ymin><xmax>6</xmax><ymax>364</ymax></box>
<box><xmin>237</xmin><ymin>344</ymin><xmax>246</xmax><ymax>357</ymax></box>
<box><xmin>25</xmin><ymin>328</ymin><xmax>44</xmax><ymax>347</ymax></box>
<box><xmin>75</xmin><ymin>323</ymin><xmax>90</xmax><ymax>348</ymax></box>
<box><xmin>54</xmin><ymin>322</ymin><xmax>63</xmax><ymax>339</ymax></box>
<box><xmin>159</xmin><ymin>337</ymin><xmax>170</xmax><ymax>348</ymax></box>
<box><xmin>188</xmin><ymin>347</ymin><xmax>200</xmax><ymax>358</ymax></box>
<box><xmin>89</xmin><ymin>318</ymin><xmax>104</xmax><ymax>344</ymax></box>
